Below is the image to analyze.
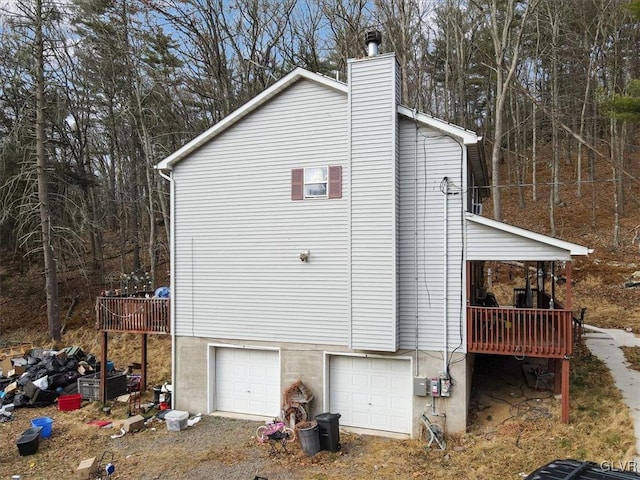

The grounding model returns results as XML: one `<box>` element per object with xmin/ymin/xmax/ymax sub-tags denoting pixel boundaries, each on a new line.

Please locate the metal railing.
<box><xmin>467</xmin><ymin>306</ymin><xmax>573</xmax><ymax>358</ymax></box>
<box><xmin>95</xmin><ymin>297</ymin><xmax>170</xmax><ymax>334</ymax></box>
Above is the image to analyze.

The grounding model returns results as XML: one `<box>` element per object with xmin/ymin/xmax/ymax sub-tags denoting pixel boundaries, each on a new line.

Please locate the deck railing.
<box><xmin>467</xmin><ymin>306</ymin><xmax>573</xmax><ymax>358</ymax></box>
<box><xmin>95</xmin><ymin>297</ymin><xmax>170</xmax><ymax>334</ymax></box>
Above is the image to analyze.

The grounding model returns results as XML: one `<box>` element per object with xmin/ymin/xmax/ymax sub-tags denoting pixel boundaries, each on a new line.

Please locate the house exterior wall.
<box><xmin>171</xmin><ymin>79</ymin><xmax>350</xmax><ymax>345</ymax></box>
<box><xmin>397</xmin><ymin>118</ymin><xmax>466</xmax><ymax>354</ymax></box>
<box><xmin>348</xmin><ymin>53</ymin><xmax>400</xmax><ymax>352</ymax></box>
<box><xmin>169</xmin><ymin>64</ymin><xmax>475</xmax><ymax>437</ymax></box>
<box><xmin>173</xmin><ymin>335</ymin><xmax>469</xmax><ymax>435</ymax></box>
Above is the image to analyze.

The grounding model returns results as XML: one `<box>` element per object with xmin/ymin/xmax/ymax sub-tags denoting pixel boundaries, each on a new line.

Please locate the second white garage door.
<box><xmin>329</xmin><ymin>355</ymin><xmax>412</xmax><ymax>434</ymax></box>
<box><xmin>215</xmin><ymin>347</ymin><xmax>280</xmax><ymax>417</ymax></box>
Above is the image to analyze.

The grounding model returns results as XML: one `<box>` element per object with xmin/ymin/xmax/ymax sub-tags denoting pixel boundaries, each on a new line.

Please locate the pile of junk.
<box><xmin>0</xmin><ymin>345</ymin><xmax>133</xmax><ymax>420</ymax></box>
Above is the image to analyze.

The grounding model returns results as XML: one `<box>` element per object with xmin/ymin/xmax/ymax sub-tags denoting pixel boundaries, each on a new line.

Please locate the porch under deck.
<box><xmin>467</xmin><ymin>306</ymin><xmax>573</xmax><ymax>358</ymax></box>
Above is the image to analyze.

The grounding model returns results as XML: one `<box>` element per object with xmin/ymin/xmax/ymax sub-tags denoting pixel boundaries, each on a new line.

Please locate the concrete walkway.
<box><xmin>583</xmin><ymin>326</ymin><xmax>640</xmax><ymax>456</ymax></box>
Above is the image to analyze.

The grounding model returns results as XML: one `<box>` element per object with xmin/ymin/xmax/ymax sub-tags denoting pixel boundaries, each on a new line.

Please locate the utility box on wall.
<box><xmin>413</xmin><ymin>377</ymin><xmax>428</xmax><ymax>397</ymax></box>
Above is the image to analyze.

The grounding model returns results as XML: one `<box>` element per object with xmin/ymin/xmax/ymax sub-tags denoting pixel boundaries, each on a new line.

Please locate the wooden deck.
<box><xmin>95</xmin><ymin>297</ymin><xmax>170</xmax><ymax>334</ymax></box>
<box><xmin>467</xmin><ymin>306</ymin><xmax>573</xmax><ymax>358</ymax></box>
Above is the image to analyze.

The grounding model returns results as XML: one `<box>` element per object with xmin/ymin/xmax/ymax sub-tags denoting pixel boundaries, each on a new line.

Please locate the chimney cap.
<box><xmin>364</xmin><ymin>30</ymin><xmax>382</xmax><ymax>46</ymax></box>
<box><xmin>364</xmin><ymin>30</ymin><xmax>382</xmax><ymax>56</ymax></box>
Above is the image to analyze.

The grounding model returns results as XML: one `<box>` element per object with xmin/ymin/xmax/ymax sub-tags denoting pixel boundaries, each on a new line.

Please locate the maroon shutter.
<box><xmin>291</xmin><ymin>168</ymin><xmax>304</xmax><ymax>200</ymax></box>
<box><xmin>328</xmin><ymin>166</ymin><xmax>342</xmax><ymax>199</ymax></box>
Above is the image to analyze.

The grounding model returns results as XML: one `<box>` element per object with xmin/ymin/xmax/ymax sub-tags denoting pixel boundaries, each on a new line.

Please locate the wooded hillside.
<box><xmin>1</xmin><ymin>0</ymin><xmax>640</xmax><ymax>339</ymax></box>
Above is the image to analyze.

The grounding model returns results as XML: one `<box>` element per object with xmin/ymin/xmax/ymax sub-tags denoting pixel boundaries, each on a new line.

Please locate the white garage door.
<box><xmin>215</xmin><ymin>348</ymin><xmax>280</xmax><ymax>417</ymax></box>
<box><xmin>329</xmin><ymin>356</ymin><xmax>412</xmax><ymax>434</ymax></box>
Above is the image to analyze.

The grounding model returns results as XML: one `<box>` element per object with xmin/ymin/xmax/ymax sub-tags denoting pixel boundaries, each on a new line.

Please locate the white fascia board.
<box><xmin>466</xmin><ymin>213</ymin><xmax>592</xmax><ymax>256</ymax></box>
<box><xmin>397</xmin><ymin>105</ymin><xmax>478</xmax><ymax>145</ymax></box>
<box><xmin>156</xmin><ymin>68</ymin><xmax>347</xmax><ymax>170</ymax></box>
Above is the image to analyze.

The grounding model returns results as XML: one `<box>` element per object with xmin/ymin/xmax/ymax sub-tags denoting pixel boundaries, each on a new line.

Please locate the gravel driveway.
<box><xmin>1</xmin><ymin>408</ymin><xmax>374</xmax><ymax>480</ymax></box>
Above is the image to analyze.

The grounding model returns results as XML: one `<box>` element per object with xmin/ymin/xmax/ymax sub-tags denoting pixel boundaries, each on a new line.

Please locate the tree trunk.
<box><xmin>35</xmin><ymin>0</ymin><xmax>60</xmax><ymax>341</ymax></box>
<box><xmin>532</xmin><ymin>102</ymin><xmax>537</xmax><ymax>202</ymax></box>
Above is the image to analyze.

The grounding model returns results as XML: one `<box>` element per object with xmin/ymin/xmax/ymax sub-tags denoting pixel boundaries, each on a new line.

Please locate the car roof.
<box><xmin>526</xmin><ymin>459</ymin><xmax>640</xmax><ymax>480</ymax></box>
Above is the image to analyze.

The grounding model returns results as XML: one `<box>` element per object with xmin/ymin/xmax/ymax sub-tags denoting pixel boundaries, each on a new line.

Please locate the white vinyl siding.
<box><xmin>348</xmin><ymin>54</ymin><xmax>400</xmax><ymax>352</ymax></box>
<box><xmin>397</xmin><ymin>119</ymin><xmax>465</xmax><ymax>352</ymax></box>
<box><xmin>172</xmin><ymin>80</ymin><xmax>349</xmax><ymax>344</ymax></box>
<box><xmin>465</xmin><ymin>220</ymin><xmax>573</xmax><ymax>261</ymax></box>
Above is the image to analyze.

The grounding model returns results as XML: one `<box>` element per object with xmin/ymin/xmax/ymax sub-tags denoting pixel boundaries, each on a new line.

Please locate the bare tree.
<box><xmin>320</xmin><ymin>0</ymin><xmax>372</xmax><ymax>77</ymax></box>
<box><xmin>35</xmin><ymin>0</ymin><xmax>60</xmax><ymax>340</ymax></box>
<box><xmin>479</xmin><ymin>0</ymin><xmax>538</xmax><ymax>221</ymax></box>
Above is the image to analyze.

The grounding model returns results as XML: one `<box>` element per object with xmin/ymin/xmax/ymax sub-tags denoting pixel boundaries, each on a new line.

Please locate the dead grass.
<box><xmin>0</xmin><ymin>335</ymin><xmax>635</xmax><ymax>479</ymax></box>
<box><xmin>621</xmin><ymin>346</ymin><xmax>640</xmax><ymax>371</ymax></box>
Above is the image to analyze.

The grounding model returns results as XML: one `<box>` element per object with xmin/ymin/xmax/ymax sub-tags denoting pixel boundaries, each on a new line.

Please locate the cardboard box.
<box><xmin>4</xmin><ymin>382</ymin><xmax>18</xmax><ymax>394</ymax></box>
<box><xmin>8</xmin><ymin>365</ymin><xmax>26</xmax><ymax>377</ymax></box>
<box><xmin>76</xmin><ymin>457</ymin><xmax>98</xmax><ymax>480</ymax></box>
<box><xmin>77</xmin><ymin>362</ymin><xmax>94</xmax><ymax>376</ymax></box>
<box><xmin>0</xmin><ymin>357</ymin><xmax>12</xmax><ymax>375</ymax></box>
<box><xmin>122</xmin><ymin>414</ymin><xmax>145</xmax><ymax>433</ymax></box>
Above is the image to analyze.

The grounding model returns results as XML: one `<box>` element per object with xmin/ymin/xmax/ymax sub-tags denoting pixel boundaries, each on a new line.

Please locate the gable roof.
<box><xmin>465</xmin><ymin>213</ymin><xmax>592</xmax><ymax>261</ymax></box>
<box><xmin>156</xmin><ymin>66</ymin><xmax>487</xmax><ymax>180</ymax></box>
<box><xmin>396</xmin><ymin>105</ymin><xmax>478</xmax><ymax>144</ymax></box>
<box><xmin>156</xmin><ymin>68</ymin><xmax>347</xmax><ymax>170</ymax></box>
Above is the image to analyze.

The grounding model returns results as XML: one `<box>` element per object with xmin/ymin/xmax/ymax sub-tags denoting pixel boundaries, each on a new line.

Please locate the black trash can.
<box><xmin>315</xmin><ymin>412</ymin><xmax>341</xmax><ymax>452</ymax></box>
<box><xmin>298</xmin><ymin>422</ymin><xmax>321</xmax><ymax>456</ymax></box>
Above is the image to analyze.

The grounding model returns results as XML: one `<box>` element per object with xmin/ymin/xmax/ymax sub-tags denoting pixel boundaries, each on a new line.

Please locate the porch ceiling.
<box><xmin>465</xmin><ymin>213</ymin><xmax>592</xmax><ymax>261</ymax></box>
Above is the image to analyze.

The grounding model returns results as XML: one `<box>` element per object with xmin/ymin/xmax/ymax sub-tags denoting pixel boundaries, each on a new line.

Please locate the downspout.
<box><xmin>158</xmin><ymin>169</ymin><xmax>176</xmax><ymax>408</ymax></box>
<box><xmin>443</xmin><ymin>178</ymin><xmax>449</xmax><ymax>377</ymax></box>
<box><xmin>414</xmin><ymin>116</ymin><xmax>419</xmax><ymax>376</ymax></box>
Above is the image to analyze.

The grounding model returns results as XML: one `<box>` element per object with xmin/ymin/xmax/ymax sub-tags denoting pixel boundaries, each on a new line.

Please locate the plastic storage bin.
<box><xmin>315</xmin><ymin>412</ymin><xmax>341</xmax><ymax>452</ymax></box>
<box><xmin>165</xmin><ymin>410</ymin><xmax>188</xmax><ymax>431</ymax></box>
<box><xmin>30</xmin><ymin>417</ymin><xmax>53</xmax><ymax>438</ymax></box>
<box><xmin>77</xmin><ymin>372</ymin><xmax>128</xmax><ymax>401</ymax></box>
<box><xmin>57</xmin><ymin>393</ymin><xmax>82</xmax><ymax>411</ymax></box>
<box><xmin>16</xmin><ymin>426</ymin><xmax>42</xmax><ymax>456</ymax></box>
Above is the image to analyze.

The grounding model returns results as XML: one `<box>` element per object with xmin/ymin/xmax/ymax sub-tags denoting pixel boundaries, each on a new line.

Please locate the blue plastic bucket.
<box><xmin>31</xmin><ymin>417</ymin><xmax>53</xmax><ymax>438</ymax></box>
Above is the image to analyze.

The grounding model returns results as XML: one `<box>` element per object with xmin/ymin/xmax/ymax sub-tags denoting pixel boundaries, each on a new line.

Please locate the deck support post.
<box><xmin>141</xmin><ymin>333</ymin><xmax>148</xmax><ymax>392</ymax></box>
<box><xmin>100</xmin><ymin>331</ymin><xmax>108</xmax><ymax>404</ymax></box>
<box><xmin>565</xmin><ymin>262</ymin><xmax>572</xmax><ymax>310</ymax></box>
<box><xmin>561</xmin><ymin>358</ymin><xmax>570</xmax><ymax>423</ymax></box>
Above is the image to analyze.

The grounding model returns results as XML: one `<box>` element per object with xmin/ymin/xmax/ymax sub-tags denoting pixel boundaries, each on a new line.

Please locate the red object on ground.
<box><xmin>159</xmin><ymin>402</ymin><xmax>169</xmax><ymax>410</ymax></box>
<box><xmin>57</xmin><ymin>393</ymin><xmax>82</xmax><ymax>411</ymax></box>
<box><xmin>87</xmin><ymin>420</ymin><xmax>112</xmax><ymax>428</ymax></box>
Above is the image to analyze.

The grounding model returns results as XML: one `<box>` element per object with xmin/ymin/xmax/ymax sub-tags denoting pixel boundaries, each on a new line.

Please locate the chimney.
<box><xmin>348</xmin><ymin>31</ymin><xmax>400</xmax><ymax>352</ymax></box>
<box><xmin>364</xmin><ymin>30</ymin><xmax>382</xmax><ymax>57</ymax></box>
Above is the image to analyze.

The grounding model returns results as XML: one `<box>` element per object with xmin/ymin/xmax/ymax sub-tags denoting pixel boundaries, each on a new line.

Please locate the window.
<box><xmin>304</xmin><ymin>167</ymin><xmax>327</xmax><ymax>198</ymax></box>
<box><xmin>291</xmin><ymin>166</ymin><xmax>341</xmax><ymax>200</ymax></box>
